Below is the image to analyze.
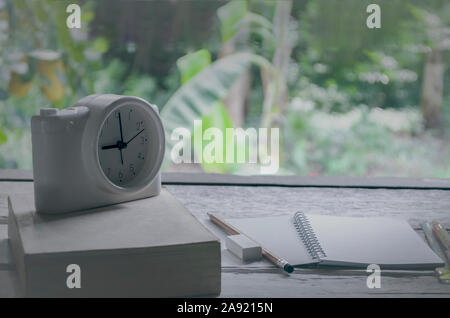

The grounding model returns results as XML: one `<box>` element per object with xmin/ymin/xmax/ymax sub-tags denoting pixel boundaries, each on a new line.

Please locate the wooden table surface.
<box><xmin>1</xmin><ymin>170</ymin><xmax>449</xmax><ymax>297</ymax></box>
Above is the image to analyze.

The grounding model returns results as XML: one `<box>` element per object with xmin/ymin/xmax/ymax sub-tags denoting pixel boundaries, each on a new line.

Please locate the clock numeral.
<box><xmin>140</xmin><ymin>135</ymin><xmax>148</xmax><ymax>145</ymax></box>
<box><xmin>118</xmin><ymin>171</ymin><xmax>123</xmax><ymax>182</ymax></box>
<box><xmin>129</xmin><ymin>164</ymin><xmax>136</xmax><ymax>176</ymax></box>
<box><xmin>138</xmin><ymin>152</ymin><xmax>145</xmax><ymax>160</ymax></box>
<box><xmin>136</xmin><ymin>121</ymin><xmax>144</xmax><ymax>131</ymax></box>
<box><xmin>128</xmin><ymin>109</ymin><xmax>133</xmax><ymax>120</ymax></box>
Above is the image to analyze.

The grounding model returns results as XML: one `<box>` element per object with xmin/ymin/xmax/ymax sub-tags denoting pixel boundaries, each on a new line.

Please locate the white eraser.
<box><xmin>226</xmin><ymin>234</ymin><xmax>262</xmax><ymax>262</ymax></box>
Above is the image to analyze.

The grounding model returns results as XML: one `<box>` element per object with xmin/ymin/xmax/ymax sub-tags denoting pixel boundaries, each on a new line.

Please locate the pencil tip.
<box><xmin>284</xmin><ymin>264</ymin><xmax>294</xmax><ymax>273</ymax></box>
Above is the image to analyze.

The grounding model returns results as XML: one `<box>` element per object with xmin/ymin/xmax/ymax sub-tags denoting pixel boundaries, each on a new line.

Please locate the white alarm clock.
<box><xmin>31</xmin><ymin>94</ymin><xmax>165</xmax><ymax>214</ymax></box>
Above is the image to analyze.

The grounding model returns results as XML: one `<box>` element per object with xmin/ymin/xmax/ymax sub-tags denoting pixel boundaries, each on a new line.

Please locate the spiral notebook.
<box><xmin>226</xmin><ymin>212</ymin><xmax>444</xmax><ymax>269</ymax></box>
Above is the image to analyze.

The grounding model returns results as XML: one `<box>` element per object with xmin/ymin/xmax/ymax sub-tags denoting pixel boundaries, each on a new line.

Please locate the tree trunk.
<box><xmin>223</xmin><ymin>69</ymin><xmax>251</xmax><ymax>127</ymax></box>
<box><xmin>272</xmin><ymin>0</ymin><xmax>293</xmax><ymax>82</ymax></box>
<box><xmin>261</xmin><ymin>0</ymin><xmax>293</xmax><ymax>128</ymax></box>
<box><xmin>220</xmin><ymin>31</ymin><xmax>251</xmax><ymax>127</ymax></box>
<box><xmin>420</xmin><ymin>49</ymin><xmax>444</xmax><ymax>130</ymax></box>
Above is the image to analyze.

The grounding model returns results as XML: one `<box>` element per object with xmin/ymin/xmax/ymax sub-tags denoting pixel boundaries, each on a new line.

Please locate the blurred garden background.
<box><xmin>0</xmin><ymin>0</ymin><xmax>450</xmax><ymax>177</ymax></box>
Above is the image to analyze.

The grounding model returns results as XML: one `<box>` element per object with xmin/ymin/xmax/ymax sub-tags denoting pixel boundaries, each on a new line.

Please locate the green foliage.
<box><xmin>174</xmin><ymin>49</ymin><xmax>237</xmax><ymax>173</ymax></box>
<box><xmin>123</xmin><ymin>75</ymin><xmax>157</xmax><ymax>103</ymax></box>
<box><xmin>0</xmin><ymin>0</ymin><xmax>449</xmax><ymax>179</ymax></box>
<box><xmin>92</xmin><ymin>37</ymin><xmax>109</xmax><ymax>54</ymax></box>
<box><xmin>283</xmin><ymin>103</ymin><xmax>450</xmax><ymax>177</ymax></box>
<box><xmin>161</xmin><ymin>52</ymin><xmax>272</xmax><ymax>134</ymax></box>
<box><xmin>193</xmin><ymin>101</ymin><xmax>239</xmax><ymax>173</ymax></box>
<box><xmin>162</xmin><ymin>52</ymin><xmax>273</xmax><ymax>171</ymax></box>
<box><xmin>217</xmin><ymin>0</ymin><xmax>277</xmax><ymax>59</ymax></box>
<box><xmin>176</xmin><ymin>50</ymin><xmax>212</xmax><ymax>84</ymax></box>
<box><xmin>0</xmin><ymin>127</ymin><xmax>7</xmax><ymax>145</ymax></box>
<box><xmin>217</xmin><ymin>0</ymin><xmax>247</xmax><ymax>43</ymax></box>
<box><xmin>93</xmin><ymin>59</ymin><xmax>127</xmax><ymax>93</ymax></box>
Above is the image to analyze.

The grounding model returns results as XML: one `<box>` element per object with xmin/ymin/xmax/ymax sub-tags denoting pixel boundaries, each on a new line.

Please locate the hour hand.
<box><xmin>102</xmin><ymin>144</ymin><xmax>119</xmax><ymax>150</ymax></box>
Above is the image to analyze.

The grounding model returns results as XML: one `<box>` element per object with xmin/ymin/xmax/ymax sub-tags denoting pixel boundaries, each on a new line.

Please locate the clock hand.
<box><xmin>118</xmin><ymin>112</ymin><xmax>124</xmax><ymax>142</ymax></box>
<box><xmin>125</xmin><ymin>129</ymin><xmax>145</xmax><ymax>144</ymax></box>
<box><xmin>102</xmin><ymin>141</ymin><xmax>124</xmax><ymax>163</ymax></box>
<box><xmin>102</xmin><ymin>144</ymin><xmax>119</xmax><ymax>150</ymax></box>
<box><xmin>101</xmin><ymin>140</ymin><xmax>127</xmax><ymax>150</ymax></box>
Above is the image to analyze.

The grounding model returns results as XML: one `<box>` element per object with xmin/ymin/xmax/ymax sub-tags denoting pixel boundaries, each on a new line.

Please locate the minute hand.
<box><xmin>118</xmin><ymin>112</ymin><xmax>124</xmax><ymax>142</ymax></box>
<box><xmin>126</xmin><ymin>129</ymin><xmax>145</xmax><ymax>144</ymax></box>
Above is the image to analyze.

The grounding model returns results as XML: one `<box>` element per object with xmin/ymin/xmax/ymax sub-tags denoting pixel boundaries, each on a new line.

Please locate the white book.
<box><xmin>226</xmin><ymin>212</ymin><xmax>444</xmax><ymax>269</ymax></box>
<box><xmin>8</xmin><ymin>189</ymin><xmax>221</xmax><ymax>297</ymax></box>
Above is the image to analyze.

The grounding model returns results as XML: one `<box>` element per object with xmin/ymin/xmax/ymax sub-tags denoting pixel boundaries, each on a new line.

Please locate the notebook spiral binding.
<box><xmin>293</xmin><ymin>212</ymin><xmax>327</xmax><ymax>260</ymax></box>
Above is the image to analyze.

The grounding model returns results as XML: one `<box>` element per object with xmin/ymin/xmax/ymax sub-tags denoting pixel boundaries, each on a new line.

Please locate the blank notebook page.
<box><xmin>307</xmin><ymin>214</ymin><xmax>443</xmax><ymax>267</ymax></box>
<box><xmin>227</xmin><ymin>216</ymin><xmax>315</xmax><ymax>266</ymax></box>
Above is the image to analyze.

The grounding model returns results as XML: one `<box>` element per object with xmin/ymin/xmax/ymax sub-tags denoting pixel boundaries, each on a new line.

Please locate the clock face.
<box><xmin>98</xmin><ymin>105</ymin><xmax>150</xmax><ymax>187</ymax></box>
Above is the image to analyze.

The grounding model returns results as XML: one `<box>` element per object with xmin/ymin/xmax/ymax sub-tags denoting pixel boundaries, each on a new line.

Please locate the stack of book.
<box><xmin>8</xmin><ymin>189</ymin><xmax>221</xmax><ymax>297</ymax></box>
